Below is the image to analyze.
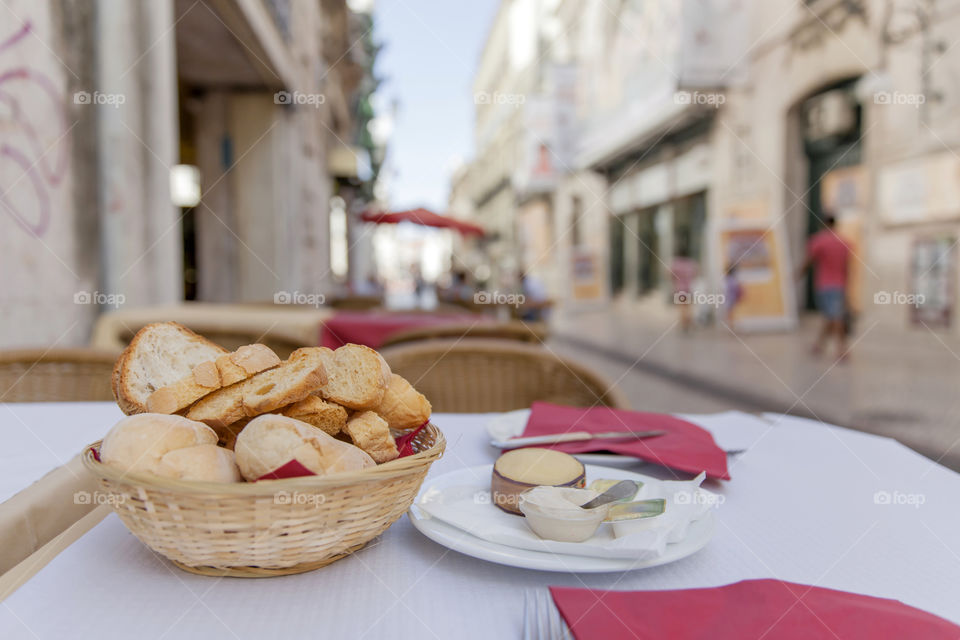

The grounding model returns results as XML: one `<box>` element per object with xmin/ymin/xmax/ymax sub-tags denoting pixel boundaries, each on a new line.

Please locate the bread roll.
<box><xmin>296</xmin><ymin>345</ymin><xmax>391</xmax><ymax>410</ymax></box>
<box><xmin>112</xmin><ymin>322</ymin><xmax>227</xmax><ymax>414</ymax></box>
<box><xmin>235</xmin><ymin>414</ymin><xmax>375</xmax><ymax>481</ymax></box>
<box><xmin>146</xmin><ymin>344</ymin><xmax>281</xmax><ymax>414</ymax></box>
<box><xmin>375</xmin><ymin>374</ymin><xmax>431</xmax><ymax>430</ymax></box>
<box><xmin>343</xmin><ymin>411</ymin><xmax>399</xmax><ymax>463</ymax></box>
<box><xmin>158</xmin><ymin>444</ymin><xmax>242</xmax><ymax>483</ymax></box>
<box><xmin>186</xmin><ymin>350</ymin><xmax>328</xmax><ymax>428</ymax></box>
<box><xmin>100</xmin><ymin>413</ymin><xmax>218</xmax><ymax>476</ymax></box>
<box><xmin>280</xmin><ymin>395</ymin><xmax>348</xmax><ymax>436</ymax></box>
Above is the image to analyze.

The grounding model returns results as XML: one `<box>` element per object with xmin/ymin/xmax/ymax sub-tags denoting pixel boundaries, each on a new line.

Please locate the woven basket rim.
<box><xmin>82</xmin><ymin>423</ymin><xmax>445</xmax><ymax>495</ymax></box>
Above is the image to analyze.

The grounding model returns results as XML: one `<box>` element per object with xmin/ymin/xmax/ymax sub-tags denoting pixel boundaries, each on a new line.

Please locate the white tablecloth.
<box><xmin>0</xmin><ymin>403</ymin><xmax>123</xmax><ymax>503</ymax></box>
<box><xmin>1</xmin><ymin>408</ymin><xmax>959</xmax><ymax>639</ymax></box>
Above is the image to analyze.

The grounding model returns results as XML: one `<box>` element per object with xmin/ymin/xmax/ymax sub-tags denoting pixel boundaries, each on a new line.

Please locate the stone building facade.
<box><xmin>455</xmin><ymin>0</ymin><xmax>960</xmax><ymax>333</ymax></box>
<box><xmin>0</xmin><ymin>0</ymin><xmax>375</xmax><ymax>348</ymax></box>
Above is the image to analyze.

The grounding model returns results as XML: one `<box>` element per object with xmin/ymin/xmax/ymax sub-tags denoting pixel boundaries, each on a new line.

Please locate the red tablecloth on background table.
<box><xmin>550</xmin><ymin>580</ymin><xmax>960</xmax><ymax>640</ymax></box>
<box><xmin>319</xmin><ymin>311</ymin><xmax>484</xmax><ymax>349</ymax></box>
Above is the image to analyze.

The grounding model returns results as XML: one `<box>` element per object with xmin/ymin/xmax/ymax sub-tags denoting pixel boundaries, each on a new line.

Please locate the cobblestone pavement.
<box><xmin>549</xmin><ymin>304</ymin><xmax>960</xmax><ymax>472</ymax></box>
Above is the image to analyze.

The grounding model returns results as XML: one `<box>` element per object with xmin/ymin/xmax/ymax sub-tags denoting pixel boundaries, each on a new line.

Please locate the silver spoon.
<box><xmin>579</xmin><ymin>480</ymin><xmax>638</xmax><ymax>509</ymax></box>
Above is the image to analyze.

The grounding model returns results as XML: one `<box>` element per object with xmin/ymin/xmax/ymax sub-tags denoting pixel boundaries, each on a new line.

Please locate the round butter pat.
<box><xmin>491</xmin><ymin>448</ymin><xmax>585</xmax><ymax>515</ymax></box>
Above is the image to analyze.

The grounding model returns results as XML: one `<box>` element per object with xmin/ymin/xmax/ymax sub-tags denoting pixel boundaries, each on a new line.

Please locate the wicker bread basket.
<box><xmin>81</xmin><ymin>424</ymin><xmax>445</xmax><ymax>577</ymax></box>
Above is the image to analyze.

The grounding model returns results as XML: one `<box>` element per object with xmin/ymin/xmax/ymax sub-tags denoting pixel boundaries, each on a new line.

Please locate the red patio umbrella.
<box><xmin>360</xmin><ymin>207</ymin><xmax>485</xmax><ymax>237</ymax></box>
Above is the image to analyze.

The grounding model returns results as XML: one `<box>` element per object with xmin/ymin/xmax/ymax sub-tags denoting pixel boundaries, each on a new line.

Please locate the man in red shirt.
<box><xmin>798</xmin><ymin>215</ymin><xmax>851</xmax><ymax>359</ymax></box>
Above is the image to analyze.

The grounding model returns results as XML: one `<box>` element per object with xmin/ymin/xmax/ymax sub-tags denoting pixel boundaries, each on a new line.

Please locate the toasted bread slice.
<box><xmin>146</xmin><ymin>344</ymin><xmax>281</xmax><ymax>414</ymax></box>
<box><xmin>376</xmin><ymin>374</ymin><xmax>432</xmax><ymax>430</ymax></box>
<box><xmin>185</xmin><ymin>349</ymin><xmax>328</xmax><ymax>429</ymax></box>
<box><xmin>280</xmin><ymin>395</ymin><xmax>348</xmax><ymax>436</ymax></box>
<box><xmin>343</xmin><ymin>411</ymin><xmax>398</xmax><ymax>463</ymax></box>
<box><xmin>294</xmin><ymin>344</ymin><xmax>391</xmax><ymax>410</ymax></box>
<box><xmin>113</xmin><ymin>322</ymin><xmax>228</xmax><ymax>415</ymax></box>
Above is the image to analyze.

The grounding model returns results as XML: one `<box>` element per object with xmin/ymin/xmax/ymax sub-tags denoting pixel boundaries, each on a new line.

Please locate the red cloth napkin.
<box><xmin>394</xmin><ymin>422</ymin><xmax>428</xmax><ymax>458</ymax></box>
<box><xmin>256</xmin><ymin>459</ymin><xmax>316</xmax><ymax>480</ymax></box>
<box><xmin>550</xmin><ymin>580</ymin><xmax>960</xmax><ymax>640</ymax></box>
<box><xmin>521</xmin><ymin>402</ymin><xmax>729</xmax><ymax>480</ymax></box>
<box><xmin>320</xmin><ymin>311</ymin><xmax>484</xmax><ymax>349</ymax></box>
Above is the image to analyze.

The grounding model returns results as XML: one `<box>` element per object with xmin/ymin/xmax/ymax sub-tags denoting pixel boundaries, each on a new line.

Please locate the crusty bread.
<box><xmin>146</xmin><ymin>344</ymin><xmax>281</xmax><ymax>414</ymax></box>
<box><xmin>234</xmin><ymin>414</ymin><xmax>375</xmax><ymax>480</ymax></box>
<box><xmin>113</xmin><ymin>322</ymin><xmax>227</xmax><ymax>415</ymax></box>
<box><xmin>217</xmin><ymin>418</ymin><xmax>248</xmax><ymax>450</ymax></box>
<box><xmin>216</xmin><ymin>344</ymin><xmax>282</xmax><ymax>386</ymax></box>
<box><xmin>186</xmin><ymin>349</ymin><xmax>327</xmax><ymax>429</ymax></box>
<box><xmin>376</xmin><ymin>374</ymin><xmax>432</xmax><ymax>430</ymax></box>
<box><xmin>343</xmin><ymin>411</ymin><xmax>399</xmax><ymax>464</ymax></box>
<box><xmin>159</xmin><ymin>444</ymin><xmax>242</xmax><ymax>483</ymax></box>
<box><xmin>295</xmin><ymin>344</ymin><xmax>391</xmax><ymax>410</ymax></box>
<box><xmin>100</xmin><ymin>413</ymin><xmax>218</xmax><ymax>476</ymax></box>
<box><xmin>280</xmin><ymin>395</ymin><xmax>348</xmax><ymax>436</ymax></box>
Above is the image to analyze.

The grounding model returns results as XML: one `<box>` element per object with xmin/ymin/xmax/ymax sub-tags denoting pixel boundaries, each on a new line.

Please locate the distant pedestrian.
<box><xmin>520</xmin><ymin>272</ymin><xmax>551</xmax><ymax>322</ymax></box>
<box><xmin>722</xmin><ymin>264</ymin><xmax>743</xmax><ymax>325</ymax></box>
<box><xmin>670</xmin><ymin>244</ymin><xmax>699</xmax><ymax>332</ymax></box>
<box><xmin>798</xmin><ymin>214</ymin><xmax>851</xmax><ymax>359</ymax></box>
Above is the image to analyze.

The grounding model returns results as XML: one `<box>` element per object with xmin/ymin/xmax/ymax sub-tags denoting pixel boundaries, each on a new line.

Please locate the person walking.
<box><xmin>721</xmin><ymin>263</ymin><xmax>744</xmax><ymax>326</ymax></box>
<box><xmin>798</xmin><ymin>214</ymin><xmax>851</xmax><ymax>359</ymax></box>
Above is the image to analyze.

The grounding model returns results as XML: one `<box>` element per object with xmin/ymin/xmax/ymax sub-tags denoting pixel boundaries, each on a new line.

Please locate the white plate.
<box><xmin>485</xmin><ymin>410</ymin><xmax>646</xmax><ymax>469</ymax></box>
<box><xmin>409</xmin><ymin>464</ymin><xmax>715</xmax><ymax>573</ymax></box>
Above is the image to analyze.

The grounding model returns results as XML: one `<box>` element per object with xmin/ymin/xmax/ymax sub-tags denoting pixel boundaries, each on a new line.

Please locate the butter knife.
<box><xmin>491</xmin><ymin>430</ymin><xmax>666</xmax><ymax>450</ymax></box>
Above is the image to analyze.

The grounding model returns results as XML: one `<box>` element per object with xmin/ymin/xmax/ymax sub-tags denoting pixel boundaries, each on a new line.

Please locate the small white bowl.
<box><xmin>518</xmin><ymin>487</ymin><xmax>611</xmax><ymax>542</ymax></box>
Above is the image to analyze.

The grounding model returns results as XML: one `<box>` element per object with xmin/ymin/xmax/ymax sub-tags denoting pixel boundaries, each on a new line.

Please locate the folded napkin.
<box><xmin>522</xmin><ymin>402</ymin><xmax>730</xmax><ymax>480</ymax></box>
<box><xmin>416</xmin><ymin>467</ymin><xmax>714</xmax><ymax>560</ymax></box>
<box><xmin>550</xmin><ymin>580</ymin><xmax>960</xmax><ymax>640</ymax></box>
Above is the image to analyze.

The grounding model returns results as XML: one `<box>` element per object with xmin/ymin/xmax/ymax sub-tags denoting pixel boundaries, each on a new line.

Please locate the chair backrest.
<box><xmin>379</xmin><ymin>321</ymin><xmax>548</xmax><ymax>349</ymax></box>
<box><xmin>0</xmin><ymin>349</ymin><xmax>120</xmax><ymax>402</ymax></box>
<box><xmin>380</xmin><ymin>339</ymin><xmax>629</xmax><ymax>413</ymax></box>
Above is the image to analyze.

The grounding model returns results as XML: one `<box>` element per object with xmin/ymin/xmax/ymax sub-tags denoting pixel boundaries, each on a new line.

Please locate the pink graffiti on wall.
<box><xmin>0</xmin><ymin>21</ymin><xmax>71</xmax><ymax>237</ymax></box>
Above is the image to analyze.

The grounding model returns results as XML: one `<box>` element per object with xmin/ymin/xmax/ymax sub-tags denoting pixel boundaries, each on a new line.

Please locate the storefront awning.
<box><xmin>360</xmin><ymin>208</ymin><xmax>485</xmax><ymax>237</ymax></box>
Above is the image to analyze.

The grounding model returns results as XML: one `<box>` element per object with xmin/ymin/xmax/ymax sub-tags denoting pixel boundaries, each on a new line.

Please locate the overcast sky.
<box><xmin>373</xmin><ymin>0</ymin><xmax>499</xmax><ymax>211</ymax></box>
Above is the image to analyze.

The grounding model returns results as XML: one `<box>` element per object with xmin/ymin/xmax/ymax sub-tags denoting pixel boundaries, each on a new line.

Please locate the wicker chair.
<box><xmin>0</xmin><ymin>349</ymin><xmax>120</xmax><ymax>402</ymax></box>
<box><xmin>379</xmin><ymin>321</ymin><xmax>549</xmax><ymax>349</ymax></box>
<box><xmin>380</xmin><ymin>339</ymin><xmax>630</xmax><ymax>412</ymax></box>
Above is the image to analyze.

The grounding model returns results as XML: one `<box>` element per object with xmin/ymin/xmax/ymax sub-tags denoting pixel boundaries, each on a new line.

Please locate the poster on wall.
<box><xmin>571</xmin><ymin>248</ymin><xmax>602</xmax><ymax>300</ymax></box>
<box><xmin>878</xmin><ymin>152</ymin><xmax>960</xmax><ymax>225</ymax></box>
<box><xmin>911</xmin><ymin>236</ymin><xmax>954</xmax><ymax>328</ymax></box>
<box><xmin>718</xmin><ymin>219</ymin><xmax>795</xmax><ymax>331</ymax></box>
<box><xmin>679</xmin><ymin>0</ymin><xmax>749</xmax><ymax>87</ymax></box>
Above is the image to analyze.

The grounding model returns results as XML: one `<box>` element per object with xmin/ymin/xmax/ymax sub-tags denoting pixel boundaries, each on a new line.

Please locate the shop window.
<box><xmin>609</xmin><ymin>214</ymin><xmax>625</xmax><ymax>295</ymax></box>
<box><xmin>571</xmin><ymin>195</ymin><xmax>583</xmax><ymax>247</ymax></box>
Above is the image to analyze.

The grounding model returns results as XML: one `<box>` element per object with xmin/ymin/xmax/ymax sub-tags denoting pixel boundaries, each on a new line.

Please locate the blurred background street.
<box><xmin>4</xmin><ymin>0</ymin><xmax>960</xmax><ymax>467</ymax></box>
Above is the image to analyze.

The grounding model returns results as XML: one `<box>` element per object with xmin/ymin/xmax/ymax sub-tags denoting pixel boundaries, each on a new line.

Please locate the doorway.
<box><xmin>801</xmin><ymin>80</ymin><xmax>862</xmax><ymax>309</ymax></box>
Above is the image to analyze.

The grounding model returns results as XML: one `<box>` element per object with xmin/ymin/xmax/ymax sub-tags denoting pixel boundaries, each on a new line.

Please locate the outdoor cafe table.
<box><xmin>319</xmin><ymin>310</ymin><xmax>487</xmax><ymax>349</ymax></box>
<box><xmin>1</xmin><ymin>403</ymin><xmax>958</xmax><ymax>638</ymax></box>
